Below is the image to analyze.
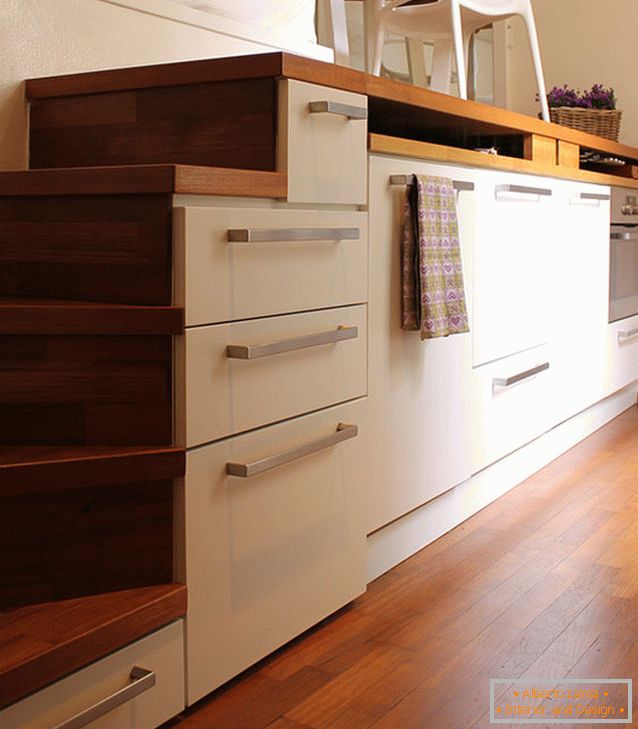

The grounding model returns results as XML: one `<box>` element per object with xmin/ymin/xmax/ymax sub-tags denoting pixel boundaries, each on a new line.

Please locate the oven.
<box><xmin>610</xmin><ymin>187</ymin><xmax>638</xmax><ymax>322</ymax></box>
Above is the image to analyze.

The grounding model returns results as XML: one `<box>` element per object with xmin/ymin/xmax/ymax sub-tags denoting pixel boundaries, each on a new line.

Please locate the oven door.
<box><xmin>610</xmin><ymin>225</ymin><xmax>638</xmax><ymax>322</ymax></box>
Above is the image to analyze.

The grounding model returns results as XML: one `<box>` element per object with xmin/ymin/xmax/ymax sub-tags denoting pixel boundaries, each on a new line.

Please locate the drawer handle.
<box><xmin>227</xmin><ymin>325</ymin><xmax>358</xmax><ymax>360</ymax></box>
<box><xmin>389</xmin><ymin>175</ymin><xmax>475</xmax><ymax>191</ymax></box>
<box><xmin>493</xmin><ymin>362</ymin><xmax>550</xmax><ymax>388</ymax></box>
<box><xmin>618</xmin><ymin>328</ymin><xmax>638</xmax><ymax>341</ymax></box>
<box><xmin>495</xmin><ymin>184</ymin><xmax>552</xmax><ymax>198</ymax></box>
<box><xmin>226</xmin><ymin>422</ymin><xmax>358</xmax><ymax>478</ymax></box>
<box><xmin>51</xmin><ymin>667</ymin><xmax>155</xmax><ymax>729</ymax></box>
<box><xmin>227</xmin><ymin>227</ymin><xmax>360</xmax><ymax>243</ymax></box>
<box><xmin>579</xmin><ymin>192</ymin><xmax>610</xmax><ymax>201</ymax></box>
<box><xmin>611</xmin><ymin>231</ymin><xmax>638</xmax><ymax>241</ymax></box>
<box><xmin>308</xmin><ymin>100</ymin><xmax>368</xmax><ymax>120</ymax></box>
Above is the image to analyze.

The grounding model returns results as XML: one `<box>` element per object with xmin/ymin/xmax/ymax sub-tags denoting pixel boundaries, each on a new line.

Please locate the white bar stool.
<box><xmin>367</xmin><ymin>0</ymin><xmax>550</xmax><ymax>121</ymax></box>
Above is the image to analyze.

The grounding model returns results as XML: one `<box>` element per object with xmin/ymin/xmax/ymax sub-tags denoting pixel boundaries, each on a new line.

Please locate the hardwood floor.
<box><xmin>165</xmin><ymin>407</ymin><xmax>638</xmax><ymax>729</ymax></box>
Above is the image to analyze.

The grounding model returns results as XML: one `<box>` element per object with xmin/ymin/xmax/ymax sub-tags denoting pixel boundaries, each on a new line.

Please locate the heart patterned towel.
<box><xmin>401</xmin><ymin>174</ymin><xmax>470</xmax><ymax>339</ymax></box>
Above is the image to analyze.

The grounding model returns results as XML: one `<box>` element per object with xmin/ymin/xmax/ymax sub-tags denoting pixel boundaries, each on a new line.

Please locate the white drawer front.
<box><xmin>176</xmin><ymin>304</ymin><xmax>367</xmax><ymax>447</ymax></box>
<box><xmin>604</xmin><ymin>315</ymin><xmax>638</xmax><ymax>396</ymax></box>
<box><xmin>175</xmin><ymin>206</ymin><xmax>367</xmax><ymax>326</ymax></box>
<box><xmin>279</xmin><ymin>79</ymin><xmax>367</xmax><ymax>205</ymax></box>
<box><xmin>0</xmin><ymin>622</ymin><xmax>183</xmax><ymax>729</ymax></box>
<box><xmin>179</xmin><ymin>398</ymin><xmax>368</xmax><ymax>704</ymax></box>
<box><xmin>471</xmin><ymin>345</ymin><xmax>554</xmax><ymax>472</ymax></box>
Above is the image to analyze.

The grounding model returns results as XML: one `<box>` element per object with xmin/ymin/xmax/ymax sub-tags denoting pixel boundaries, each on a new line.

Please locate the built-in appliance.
<box><xmin>610</xmin><ymin>187</ymin><xmax>638</xmax><ymax>322</ymax></box>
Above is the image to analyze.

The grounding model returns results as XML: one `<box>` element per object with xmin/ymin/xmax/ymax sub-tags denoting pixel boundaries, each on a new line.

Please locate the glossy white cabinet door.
<box><xmin>366</xmin><ymin>155</ymin><xmax>473</xmax><ymax>534</ymax></box>
<box><xmin>472</xmin><ymin>170</ymin><xmax>556</xmax><ymax>366</ymax></box>
<box><xmin>471</xmin><ymin>344</ymin><xmax>554</xmax><ymax>472</ymax></box>
<box><xmin>279</xmin><ymin>79</ymin><xmax>367</xmax><ymax>205</ymax></box>
<box><xmin>551</xmin><ymin>180</ymin><xmax>610</xmax><ymax>420</ymax></box>
<box><xmin>605</xmin><ymin>314</ymin><xmax>638</xmax><ymax>396</ymax></box>
<box><xmin>179</xmin><ymin>398</ymin><xmax>368</xmax><ymax>704</ymax></box>
<box><xmin>176</xmin><ymin>304</ymin><xmax>367</xmax><ymax>446</ymax></box>
<box><xmin>174</xmin><ymin>206</ymin><xmax>367</xmax><ymax>326</ymax></box>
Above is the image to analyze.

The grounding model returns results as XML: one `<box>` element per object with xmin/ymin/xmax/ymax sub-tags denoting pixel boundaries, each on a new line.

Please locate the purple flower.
<box><xmin>542</xmin><ymin>83</ymin><xmax>616</xmax><ymax>110</ymax></box>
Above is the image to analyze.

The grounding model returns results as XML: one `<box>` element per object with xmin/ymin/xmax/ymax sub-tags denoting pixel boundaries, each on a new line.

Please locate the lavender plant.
<box><xmin>544</xmin><ymin>83</ymin><xmax>616</xmax><ymax>110</ymax></box>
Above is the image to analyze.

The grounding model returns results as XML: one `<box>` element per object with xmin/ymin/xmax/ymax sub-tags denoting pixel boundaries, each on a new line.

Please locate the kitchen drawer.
<box><xmin>278</xmin><ymin>79</ymin><xmax>367</xmax><ymax>205</ymax></box>
<box><xmin>174</xmin><ymin>206</ymin><xmax>367</xmax><ymax>326</ymax></box>
<box><xmin>0</xmin><ymin>621</ymin><xmax>183</xmax><ymax>729</ymax></box>
<box><xmin>604</xmin><ymin>314</ymin><xmax>638</xmax><ymax>396</ymax></box>
<box><xmin>176</xmin><ymin>304</ymin><xmax>367</xmax><ymax>447</ymax></box>
<box><xmin>471</xmin><ymin>345</ymin><xmax>554</xmax><ymax>472</ymax></box>
<box><xmin>179</xmin><ymin>398</ymin><xmax>368</xmax><ymax>704</ymax></box>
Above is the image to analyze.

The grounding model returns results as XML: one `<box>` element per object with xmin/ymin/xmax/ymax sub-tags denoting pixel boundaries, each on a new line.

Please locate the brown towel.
<box><xmin>401</xmin><ymin>174</ymin><xmax>470</xmax><ymax>339</ymax></box>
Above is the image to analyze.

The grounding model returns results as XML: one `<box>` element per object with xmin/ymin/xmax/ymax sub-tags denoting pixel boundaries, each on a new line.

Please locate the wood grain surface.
<box><xmin>0</xmin><ymin>193</ymin><xmax>172</xmax><ymax>305</ymax></box>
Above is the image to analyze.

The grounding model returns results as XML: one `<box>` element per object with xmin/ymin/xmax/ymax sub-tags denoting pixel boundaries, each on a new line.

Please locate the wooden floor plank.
<box><xmin>164</xmin><ymin>407</ymin><xmax>638</xmax><ymax>729</ymax></box>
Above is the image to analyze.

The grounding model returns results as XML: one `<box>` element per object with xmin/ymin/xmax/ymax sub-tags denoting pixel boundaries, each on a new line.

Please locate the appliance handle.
<box><xmin>610</xmin><ymin>231</ymin><xmax>638</xmax><ymax>241</ymax></box>
<box><xmin>389</xmin><ymin>175</ymin><xmax>475</xmax><ymax>191</ymax></box>
<box><xmin>495</xmin><ymin>184</ymin><xmax>552</xmax><ymax>198</ymax></box>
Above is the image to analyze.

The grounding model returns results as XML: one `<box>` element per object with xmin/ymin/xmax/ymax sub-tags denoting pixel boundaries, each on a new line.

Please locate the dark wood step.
<box><xmin>0</xmin><ymin>583</ymin><xmax>186</xmax><ymax>710</ymax></box>
<box><xmin>0</xmin><ymin>298</ymin><xmax>183</xmax><ymax>335</ymax></box>
<box><xmin>0</xmin><ymin>445</ymin><xmax>184</xmax><ymax>496</ymax></box>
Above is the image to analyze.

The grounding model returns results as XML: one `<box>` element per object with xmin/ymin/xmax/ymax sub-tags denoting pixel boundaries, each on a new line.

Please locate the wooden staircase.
<box><xmin>0</xmin><ymin>158</ymin><xmax>189</xmax><ymax>707</ymax></box>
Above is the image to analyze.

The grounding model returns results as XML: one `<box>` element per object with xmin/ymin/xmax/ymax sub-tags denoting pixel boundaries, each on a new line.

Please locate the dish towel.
<box><xmin>401</xmin><ymin>174</ymin><xmax>470</xmax><ymax>339</ymax></box>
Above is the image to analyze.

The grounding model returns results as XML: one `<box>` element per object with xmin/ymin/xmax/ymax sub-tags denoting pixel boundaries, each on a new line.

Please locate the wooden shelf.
<box><xmin>369</xmin><ymin>134</ymin><xmax>638</xmax><ymax>190</ymax></box>
<box><xmin>0</xmin><ymin>298</ymin><xmax>183</xmax><ymax>335</ymax></box>
<box><xmin>0</xmin><ymin>584</ymin><xmax>187</xmax><ymax>710</ymax></box>
<box><xmin>0</xmin><ymin>445</ymin><xmax>185</xmax><ymax>496</ymax></box>
<box><xmin>0</xmin><ymin>164</ymin><xmax>287</xmax><ymax>199</ymax></box>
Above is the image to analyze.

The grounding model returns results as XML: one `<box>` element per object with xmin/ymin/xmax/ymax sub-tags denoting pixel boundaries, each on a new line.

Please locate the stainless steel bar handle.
<box><xmin>228</xmin><ymin>227</ymin><xmax>360</xmax><ymax>243</ymax></box>
<box><xmin>388</xmin><ymin>175</ymin><xmax>475</xmax><ymax>191</ymax></box>
<box><xmin>227</xmin><ymin>423</ymin><xmax>358</xmax><ymax>478</ymax></box>
<box><xmin>308</xmin><ymin>100</ymin><xmax>368</xmax><ymax>120</ymax></box>
<box><xmin>610</xmin><ymin>232</ymin><xmax>638</xmax><ymax>241</ymax></box>
<box><xmin>579</xmin><ymin>192</ymin><xmax>610</xmax><ymax>201</ymax></box>
<box><xmin>493</xmin><ymin>362</ymin><xmax>550</xmax><ymax>388</ymax></box>
<box><xmin>51</xmin><ymin>667</ymin><xmax>155</xmax><ymax>729</ymax></box>
<box><xmin>495</xmin><ymin>184</ymin><xmax>552</xmax><ymax>197</ymax></box>
<box><xmin>618</xmin><ymin>328</ymin><xmax>638</xmax><ymax>341</ymax></box>
<box><xmin>227</xmin><ymin>325</ymin><xmax>358</xmax><ymax>360</ymax></box>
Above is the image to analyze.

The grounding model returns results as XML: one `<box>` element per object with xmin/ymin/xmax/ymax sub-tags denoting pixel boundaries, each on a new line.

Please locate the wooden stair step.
<box><xmin>0</xmin><ymin>298</ymin><xmax>183</xmax><ymax>335</ymax></box>
<box><xmin>0</xmin><ymin>445</ymin><xmax>185</xmax><ymax>496</ymax></box>
<box><xmin>0</xmin><ymin>583</ymin><xmax>187</xmax><ymax>710</ymax></box>
<box><xmin>0</xmin><ymin>164</ymin><xmax>286</xmax><ymax>198</ymax></box>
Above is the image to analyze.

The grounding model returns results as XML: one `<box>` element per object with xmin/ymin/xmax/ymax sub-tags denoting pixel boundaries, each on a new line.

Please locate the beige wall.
<box><xmin>506</xmin><ymin>0</ymin><xmax>638</xmax><ymax>145</ymax></box>
<box><xmin>0</xmin><ymin>0</ymin><xmax>291</xmax><ymax>169</ymax></box>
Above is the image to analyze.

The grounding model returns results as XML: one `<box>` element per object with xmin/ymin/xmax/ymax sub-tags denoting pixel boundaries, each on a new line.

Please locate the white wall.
<box><xmin>506</xmin><ymin>0</ymin><xmax>638</xmax><ymax>146</ymax></box>
<box><xmin>0</xmin><ymin>0</ymin><xmax>326</xmax><ymax>170</ymax></box>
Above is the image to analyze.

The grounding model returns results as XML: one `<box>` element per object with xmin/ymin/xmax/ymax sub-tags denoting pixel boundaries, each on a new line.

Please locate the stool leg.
<box><xmin>450</xmin><ymin>0</ymin><xmax>468</xmax><ymax>99</ymax></box>
<box><xmin>430</xmin><ymin>37</ymin><xmax>453</xmax><ymax>93</ymax></box>
<box><xmin>368</xmin><ymin>0</ymin><xmax>385</xmax><ymax>74</ymax></box>
<box><xmin>406</xmin><ymin>38</ymin><xmax>428</xmax><ymax>87</ymax></box>
<box><xmin>521</xmin><ymin>5</ymin><xmax>549</xmax><ymax>121</ymax></box>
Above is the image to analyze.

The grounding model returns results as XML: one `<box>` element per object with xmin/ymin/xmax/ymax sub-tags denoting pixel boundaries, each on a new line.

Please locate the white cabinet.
<box><xmin>472</xmin><ymin>170</ymin><xmax>556</xmax><ymax>366</ymax></box>
<box><xmin>551</xmin><ymin>181</ymin><xmax>610</xmax><ymax>420</ymax></box>
<box><xmin>174</xmin><ymin>206</ymin><xmax>367</xmax><ymax>326</ymax></box>
<box><xmin>180</xmin><ymin>398</ymin><xmax>367</xmax><ymax>704</ymax></box>
<box><xmin>0</xmin><ymin>622</ymin><xmax>184</xmax><ymax>729</ymax></box>
<box><xmin>605</xmin><ymin>314</ymin><xmax>638</xmax><ymax>396</ymax></box>
<box><xmin>366</xmin><ymin>155</ymin><xmax>473</xmax><ymax>533</ymax></box>
<box><xmin>471</xmin><ymin>344</ymin><xmax>554</xmax><ymax>472</ymax></box>
<box><xmin>279</xmin><ymin>79</ymin><xmax>368</xmax><ymax>205</ymax></box>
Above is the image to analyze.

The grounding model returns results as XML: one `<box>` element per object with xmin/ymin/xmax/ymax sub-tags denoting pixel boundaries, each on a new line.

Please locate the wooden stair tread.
<box><xmin>0</xmin><ymin>583</ymin><xmax>187</xmax><ymax>710</ymax></box>
<box><xmin>0</xmin><ymin>297</ymin><xmax>183</xmax><ymax>334</ymax></box>
<box><xmin>0</xmin><ymin>445</ymin><xmax>185</xmax><ymax>495</ymax></box>
<box><xmin>0</xmin><ymin>164</ymin><xmax>287</xmax><ymax>198</ymax></box>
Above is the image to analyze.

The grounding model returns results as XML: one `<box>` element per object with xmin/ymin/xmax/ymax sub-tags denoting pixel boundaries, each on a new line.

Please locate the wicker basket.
<box><xmin>549</xmin><ymin>107</ymin><xmax>621</xmax><ymax>141</ymax></box>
